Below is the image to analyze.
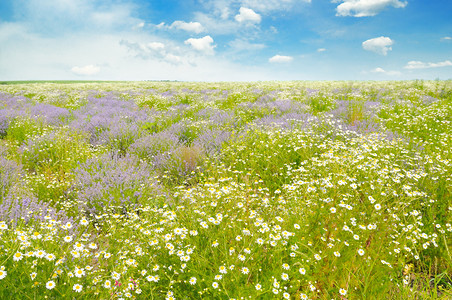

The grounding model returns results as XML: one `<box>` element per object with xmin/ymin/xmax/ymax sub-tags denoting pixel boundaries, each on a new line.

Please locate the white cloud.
<box><xmin>195</xmin><ymin>2</ymin><xmax>293</xmax><ymax>35</ymax></box>
<box><xmin>164</xmin><ymin>53</ymin><xmax>182</xmax><ymax>64</ymax></box>
<box><xmin>362</xmin><ymin>36</ymin><xmax>393</xmax><ymax>55</ymax></box>
<box><xmin>71</xmin><ymin>65</ymin><xmax>100</xmax><ymax>76</ymax></box>
<box><xmin>184</xmin><ymin>36</ymin><xmax>216</xmax><ymax>55</ymax></box>
<box><xmin>0</xmin><ymin>27</ymin><xmax>274</xmax><ymax>81</ymax></box>
<box><xmin>219</xmin><ymin>7</ymin><xmax>231</xmax><ymax>19</ymax></box>
<box><xmin>119</xmin><ymin>40</ymin><xmax>183</xmax><ymax>65</ymax></box>
<box><xmin>156</xmin><ymin>22</ymin><xmax>166</xmax><ymax>29</ymax></box>
<box><xmin>148</xmin><ymin>42</ymin><xmax>165</xmax><ymax>51</ymax></box>
<box><xmin>269</xmin><ymin>55</ymin><xmax>293</xmax><ymax>63</ymax></box>
<box><xmin>235</xmin><ymin>7</ymin><xmax>262</xmax><ymax>23</ymax></box>
<box><xmin>193</xmin><ymin>12</ymin><xmax>240</xmax><ymax>35</ymax></box>
<box><xmin>441</xmin><ymin>37</ymin><xmax>452</xmax><ymax>41</ymax></box>
<box><xmin>133</xmin><ymin>22</ymin><xmax>145</xmax><ymax>30</ymax></box>
<box><xmin>372</xmin><ymin>67</ymin><xmax>385</xmax><ymax>73</ymax></box>
<box><xmin>201</xmin><ymin>0</ymin><xmax>311</xmax><ymax>16</ymax></box>
<box><xmin>336</xmin><ymin>0</ymin><xmax>407</xmax><ymax>17</ymax></box>
<box><xmin>240</xmin><ymin>0</ymin><xmax>311</xmax><ymax>13</ymax></box>
<box><xmin>404</xmin><ymin>60</ymin><xmax>452</xmax><ymax>69</ymax></box>
<box><xmin>155</xmin><ymin>21</ymin><xmax>206</xmax><ymax>34</ymax></box>
<box><xmin>371</xmin><ymin>67</ymin><xmax>401</xmax><ymax>75</ymax></box>
<box><xmin>317</xmin><ymin>48</ymin><xmax>327</xmax><ymax>52</ymax></box>
<box><xmin>1</xmin><ymin>4</ymin><xmax>278</xmax><ymax>81</ymax></box>
<box><xmin>229</xmin><ymin>39</ymin><xmax>266</xmax><ymax>51</ymax></box>
<box><xmin>169</xmin><ymin>21</ymin><xmax>206</xmax><ymax>34</ymax></box>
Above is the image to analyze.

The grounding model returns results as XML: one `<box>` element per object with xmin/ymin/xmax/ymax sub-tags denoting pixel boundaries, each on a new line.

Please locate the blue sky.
<box><xmin>0</xmin><ymin>0</ymin><xmax>451</xmax><ymax>81</ymax></box>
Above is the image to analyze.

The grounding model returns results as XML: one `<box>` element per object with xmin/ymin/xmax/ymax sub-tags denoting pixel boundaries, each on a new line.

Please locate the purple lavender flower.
<box><xmin>129</xmin><ymin>131</ymin><xmax>180</xmax><ymax>161</ymax></box>
<box><xmin>0</xmin><ymin>158</ymin><xmax>76</xmax><ymax>231</ymax></box>
<box><xmin>71</xmin><ymin>152</ymin><xmax>162</xmax><ymax>216</ymax></box>
<box><xmin>193</xmin><ymin>129</ymin><xmax>232</xmax><ymax>156</ymax></box>
<box><xmin>305</xmin><ymin>88</ymin><xmax>320</xmax><ymax>97</ymax></box>
<box><xmin>268</xmin><ymin>99</ymin><xmax>304</xmax><ymax>114</ymax></box>
<box><xmin>0</xmin><ymin>111</ymin><xmax>11</xmax><ymax>137</ymax></box>
<box><xmin>344</xmin><ymin>119</ymin><xmax>382</xmax><ymax>134</ymax></box>
<box><xmin>197</xmin><ymin>108</ymin><xmax>235</xmax><ymax>126</ymax></box>
<box><xmin>0</xmin><ymin>108</ymin><xmax>26</xmax><ymax>137</ymax></box>
<box><xmin>69</xmin><ymin>96</ymin><xmax>152</xmax><ymax>147</ymax></box>
<box><xmin>160</xmin><ymin>90</ymin><xmax>175</xmax><ymax>98</ymax></box>
<box><xmin>96</xmin><ymin>119</ymin><xmax>143</xmax><ymax>153</ymax></box>
<box><xmin>422</xmin><ymin>95</ymin><xmax>438</xmax><ymax>105</ymax></box>
<box><xmin>0</xmin><ymin>191</ymin><xmax>77</xmax><ymax>233</ymax></box>
<box><xmin>251</xmin><ymin>112</ymin><xmax>316</xmax><ymax>131</ymax></box>
<box><xmin>329</xmin><ymin>100</ymin><xmax>349</xmax><ymax>120</ymax></box>
<box><xmin>69</xmin><ymin>114</ymin><xmax>111</xmax><ymax>145</ymax></box>
<box><xmin>30</xmin><ymin>103</ymin><xmax>70</xmax><ymax>126</ymax></box>
<box><xmin>0</xmin><ymin>157</ymin><xmax>21</xmax><ymax>200</ymax></box>
<box><xmin>0</xmin><ymin>92</ymin><xmax>33</xmax><ymax>109</ymax></box>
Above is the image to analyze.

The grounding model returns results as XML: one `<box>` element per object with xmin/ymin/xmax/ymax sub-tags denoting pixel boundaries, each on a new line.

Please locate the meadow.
<box><xmin>0</xmin><ymin>80</ymin><xmax>451</xmax><ymax>299</ymax></box>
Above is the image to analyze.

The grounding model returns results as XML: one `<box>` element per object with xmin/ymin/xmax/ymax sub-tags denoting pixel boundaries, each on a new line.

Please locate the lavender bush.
<box><xmin>71</xmin><ymin>152</ymin><xmax>162</xmax><ymax>216</ymax></box>
<box><xmin>0</xmin><ymin>187</ymin><xmax>76</xmax><ymax>232</ymax></box>
<box><xmin>0</xmin><ymin>156</ymin><xmax>21</xmax><ymax>200</ymax></box>
<box><xmin>128</xmin><ymin>131</ymin><xmax>180</xmax><ymax>162</ymax></box>
<box><xmin>30</xmin><ymin>103</ymin><xmax>71</xmax><ymax>126</ymax></box>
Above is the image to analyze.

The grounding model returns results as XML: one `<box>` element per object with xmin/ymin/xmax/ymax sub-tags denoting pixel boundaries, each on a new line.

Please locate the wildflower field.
<box><xmin>0</xmin><ymin>80</ymin><xmax>451</xmax><ymax>299</ymax></box>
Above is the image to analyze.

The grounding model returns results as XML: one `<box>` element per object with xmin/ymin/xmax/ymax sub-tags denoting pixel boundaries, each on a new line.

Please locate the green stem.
<box><xmin>443</xmin><ymin>234</ymin><xmax>451</xmax><ymax>263</ymax></box>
